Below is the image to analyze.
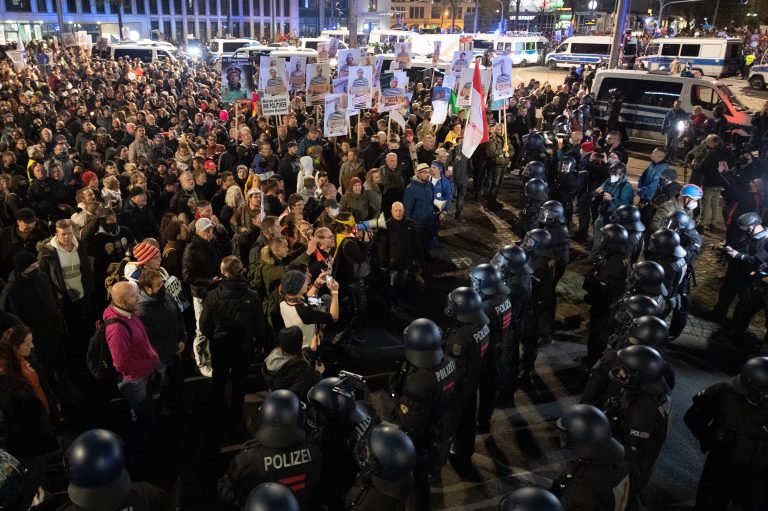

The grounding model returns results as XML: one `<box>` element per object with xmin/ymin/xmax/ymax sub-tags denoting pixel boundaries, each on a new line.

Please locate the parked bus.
<box><xmin>494</xmin><ymin>35</ymin><xmax>548</xmax><ymax>67</ymax></box>
<box><xmin>637</xmin><ymin>37</ymin><xmax>743</xmax><ymax>77</ymax></box>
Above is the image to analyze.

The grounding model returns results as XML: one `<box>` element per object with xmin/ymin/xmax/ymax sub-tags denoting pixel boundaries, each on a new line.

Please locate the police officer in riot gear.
<box><xmin>539</xmin><ymin>200</ymin><xmax>570</xmax><ymax>284</ymax></box>
<box><xmin>552</xmin><ymin>155</ymin><xmax>580</xmax><ymax>227</ymax></box>
<box><xmin>605</xmin><ymin>294</ymin><xmax>665</xmax><ymax>349</ymax></box>
<box><xmin>306</xmin><ymin>375</ymin><xmax>379</xmax><ymax>508</ymax></box>
<box><xmin>646</xmin><ymin>229</ymin><xmax>687</xmax><ymax>331</ymax></box>
<box><xmin>621</xmin><ymin>260</ymin><xmax>669</xmax><ymax>314</ymax></box>
<box><xmin>520</xmin><ymin>133</ymin><xmax>548</xmax><ymax>169</ymax></box>
<box><xmin>219</xmin><ymin>390</ymin><xmax>323</xmax><ymax>508</ymax></box>
<box><xmin>583</xmin><ymin>224</ymin><xmax>629</xmax><ymax>366</ymax></box>
<box><xmin>444</xmin><ymin>286</ymin><xmax>490</xmax><ymax>479</ymax></box>
<box><xmin>521</xmin><ymin>160</ymin><xmax>547</xmax><ymax>182</ymax></box>
<box><xmin>582</xmin><ymin>315</ymin><xmax>673</xmax><ymax>407</ymax></box>
<box><xmin>610</xmin><ymin>204</ymin><xmax>646</xmax><ymax>263</ymax></box>
<box><xmin>521</xmin><ymin>178</ymin><xmax>548</xmax><ymax>234</ymax></box>
<box><xmin>470</xmin><ymin>264</ymin><xmax>513</xmax><ymax>428</ymax></box>
<box><xmin>391</xmin><ymin>318</ymin><xmax>457</xmax><ymax>509</ymax></box>
<box><xmin>61</xmin><ymin>429</ymin><xmax>172</xmax><ymax>511</ymax></box>
<box><xmin>604</xmin><ymin>345</ymin><xmax>671</xmax><ymax>500</ymax></box>
<box><xmin>684</xmin><ymin>356</ymin><xmax>768</xmax><ymax>510</ymax></box>
<box><xmin>244</xmin><ymin>483</ymin><xmax>300</xmax><ymax>511</ymax></box>
<box><xmin>498</xmin><ymin>487</ymin><xmax>565</xmax><ymax>511</ymax></box>
<box><xmin>520</xmin><ymin>229</ymin><xmax>556</xmax><ymax>384</ymax></box>
<box><xmin>552</xmin><ymin>404</ymin><xmax>631</xmax><ymax>510</ymax></box>
<box><xmin>663</xmin><ymin>210</ymin><xmax>702</xmax><ymax>342</ymax></box>
<box><xmin>345</xmin><ymin>424</ymin><xmax>416</xmax><ymax>510</ymax></box>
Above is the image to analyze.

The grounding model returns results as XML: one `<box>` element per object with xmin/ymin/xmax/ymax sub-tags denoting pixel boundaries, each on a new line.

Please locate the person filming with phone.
<box><xmin>279</xmin><ymin>269</ymin><xmax>340</xmax><ymax>349</ymax></box>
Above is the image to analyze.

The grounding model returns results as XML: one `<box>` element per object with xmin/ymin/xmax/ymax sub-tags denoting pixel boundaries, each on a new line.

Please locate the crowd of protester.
<box><xmin>0</xmin><ymin>27</ymin><xmax>767</xmax><ymax>511</ymax></box>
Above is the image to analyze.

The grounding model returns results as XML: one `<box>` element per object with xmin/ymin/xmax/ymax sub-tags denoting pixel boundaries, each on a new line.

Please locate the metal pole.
<box><xmin>608</xmin><ymin>0</ymin><xmax>628</xmax><ymax>69</ymax></box>
<box><xmin>349</xmin><ymin>0</ymin><xmax>358</xmax><ymax>47</ymax></box>
<box><xmin>55</xmin><ymin>0</ymin><xmax>64</xmax><ymax>35</ymax></box>
<box><xmin>711</xmin><ymin>0</ymin><xmax>720</xmax><ymax>27</ymax></box>
<box><xmin>495</xmin><ymin>0</ymin><xmax>503</xmax><ymax>31</ymax></box>
<box><xmin>473</xmin><ymin>0</ymin><xmax>478</xmax><ymax>32</ymax></box>
<box><xmin>450</xmin><ymin>0</ymin><xmax>456</xmax><ymax>33</ymax></box>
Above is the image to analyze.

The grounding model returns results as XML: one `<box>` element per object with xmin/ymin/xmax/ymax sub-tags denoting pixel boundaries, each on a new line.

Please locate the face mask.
<box><xmin>329</xmin><ymin>208</ymin><xmax>339</xmax><ymax>218</ymax></box>
<box><xmin>686</xmin><ymin>200</ymin><xmax>698</xmax><ymax>211</ymax></box>
<box><xmin>610</xmin><ymin>175</ymin><xmax>620</xmax><ymax>183</ymax></box>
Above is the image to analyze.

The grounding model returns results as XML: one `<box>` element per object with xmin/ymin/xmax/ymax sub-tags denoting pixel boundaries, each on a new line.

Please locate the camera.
<box><xmin>307</xmin><ymin>296</ymin><xmax>323</xmax><ymax>307</ymax></box>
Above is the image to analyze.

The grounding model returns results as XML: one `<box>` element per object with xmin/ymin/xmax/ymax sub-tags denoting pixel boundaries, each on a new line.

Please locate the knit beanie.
<box><xmin>278</xmin><ymin>327</ymin><xmax>303</xmax><ymax>355</ymax></box>
<box><xmin>12</xmin><ymin>251</ymin><xmax>37</xmax><ymax>274</ymax></box>
<box><xmin>281</xmin><ymin>270</ymin><xmax>307</xmax><ymax>296</ymax></box>
<box><xmin>132</xmin><ymin>243</ymin><xmax>159</xmax><ymax>266</ymax></box>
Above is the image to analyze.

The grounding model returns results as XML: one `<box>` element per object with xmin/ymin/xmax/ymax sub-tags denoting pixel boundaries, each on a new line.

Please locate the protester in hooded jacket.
<box><xmin>263</xmin><ymin>326</ymin><xmax>323</xmax><ymax>400</ymax></box>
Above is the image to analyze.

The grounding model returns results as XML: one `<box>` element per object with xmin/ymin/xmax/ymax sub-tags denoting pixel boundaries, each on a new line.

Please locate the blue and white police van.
<box><xmin>637</xmin><ymin>37</ymin><xmax>742</xmax><ymax>78</ymax></box>
<box><xmin>545</xmin><ymin>36</ymin><xmax>637</xmax><ymax>70</ymax></box>
<box><xmin>748</xmin><ymin>51</ymin><xmax>768</xmax><ymax>89</ymax></box>
<box><xmin>493</xmin><ymin>35</ymin><xmax>549</xmax><ymax>67</ymax></box>
<box><xmin>592</xmin><ymin>69</ymin><xmax>752</xmax><ymax>144</ymax></box>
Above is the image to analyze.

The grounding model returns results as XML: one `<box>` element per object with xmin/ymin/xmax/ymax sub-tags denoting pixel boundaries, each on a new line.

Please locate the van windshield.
<box><xmin>473</xmin><ymin>40</ymin><xmax>494</xmax><ymax>51</ymax></box>
<box><xmin>719</xmin><ymin>84</ymin><xmax>748</xmax><ymax>112</ymax></box>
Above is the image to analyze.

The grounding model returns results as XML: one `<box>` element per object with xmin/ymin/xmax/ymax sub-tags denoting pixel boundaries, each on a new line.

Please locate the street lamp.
<box><xmin>588</xmin><ymin>0</ymin><xmax>597</xmax><ymax>9</ymax></box>
<box><xmin>495</xmin><ymin>0</ymin><xmax>504</xmax><ymax>32</ymax></box>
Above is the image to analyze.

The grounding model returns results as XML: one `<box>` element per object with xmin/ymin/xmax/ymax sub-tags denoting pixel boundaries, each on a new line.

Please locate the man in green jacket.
<box><xmin>485</xmin><ymin>121</ymin><xmax>512</xmax><ymax>211</ymax></box>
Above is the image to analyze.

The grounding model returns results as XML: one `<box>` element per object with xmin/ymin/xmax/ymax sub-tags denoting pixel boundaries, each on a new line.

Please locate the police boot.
<box><xmin>448</xmin><ymin>454</ymin><xmax>483</xmax><ymax>482</ymax></box>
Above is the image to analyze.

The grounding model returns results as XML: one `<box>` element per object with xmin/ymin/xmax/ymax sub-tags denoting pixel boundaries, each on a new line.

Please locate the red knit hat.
<box><xmin>132</xmin><ymin>242</ymin><xmax>159</xmax><ymax>266</ymax></box>
<box><xmin>348</xmin><ymin>177</ymin><xmax>362</xmax><ymax>189</ymax></box>
<box><xmin>82</xmin><ymin>171</ymin><xmax>98</xmax><ymax>187</ymax></box>
<box><xmin>581</xmin><ymin>141</ymin><xmax>595</xmax><ymax>153</ymax></box>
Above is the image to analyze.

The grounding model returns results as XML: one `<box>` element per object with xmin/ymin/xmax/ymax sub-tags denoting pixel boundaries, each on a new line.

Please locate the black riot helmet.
<box><xmin>730</xmin><ymin>356</ymin><xmax>768</xmax><ymax>407</ymax></box>
<box><xmin>445</xmin><ymin>286</ymin><xmax>489</xmax><ymax>324</ymax></box>
<box><xmin>470</xmin><ymin>263</ymin><xmax>511</xmax><ymax>296</ymax></box>
<box><xmin>491</xmin><ymin>244</ymin><xmax>532</xmax><ymax>276</ymax></box>
<box><xmin>65</xmin><ymin>429</ymin><xmax>132</xmax><ymax>511</ymax></box>
<box><xmin>664</xmin><ymin>210</ymin><xmax>694</xmax><ymax>233</ymax></box>
<box><xmin>614</xmin><ymin>295</ymin><xmax>662</xmax><ymax>325</ymax></box>
<box><xmin>498</xmin><ymin>487</ymin><xmax>565</xmax><ymax>511</ymax></box>
<box><xmin>556</xmin><ymin>404</ymin><xmax>612</xmax><ymax>449</ymax></box>
<box><xmin>610</xmin><ymin>205</ymin><xmax>645</xmax><ymax>233</ymax></box>
<box><xmin>581</xmin><ymin>94</ymin><xmax>594</xmax><ymax>106</ymax></box>
<box><xmin>539</xmin><ymin>200</ymin><xmax>565</xmax><ymax>225</ymax></box>
<box><xmin>559</xmin><ymin>156</ymin><xmax>576</xmax><ymax>174</ymax></box>
<box><xmin>257</xmin><ymin>390</ymin><xmax>306</xmax><ymax>449</ymax></box>
<box><xmin>403</xmin><ymin>318</ymin><xmax>444</xmax><ymax>368</ymax></box>
<box><xmin>521</xmin><ymin>228</ymin><xmax>552</xmax><ymax>257</ymax></box>
<box><xmin>628</xmin><ymin>315</ymin><xmax>669</xmax><ymax>347</ymax></box>
<box><xmin>525</xmin><ymin>132</ymin><xmax>546</xmax><ymax>152</ymax></box>
<box><xmin>553</xmin><ymin>114</ymin><xmax>569</xmax><ymax>133</ymax></box>
<box><xmin>599</xmin><ymin>223</ymin><xmax>629</xmax><ymax>252</ymax></box>
<box><xmin>524</xmin><ymin>178</ymin><xmax>548</xmax><ymax>202</ymax></box>
<box><xmin>244</xmin><ymin>483</ymin><xmax>300</xmax><ymax>511</ymax></box>
<box><xmin>737</xmin><ymin>212</ymin><xmax>763</xmax><ymax>236</ymax></box>
<box><xmin>522</xmin><ymin>161</ymin><xmax>547</xmax><ymax>180</ymax></box>
<box><xmin>609</xmin><ymin>345</ymin><xmax>665</xmax><ymax>388</ymax></box>
<box><xmin>306</xmin><ymin>377</ymin><xmax>355</xmax><ymax>432</ymax></box>
<box><xmin>648</xmin><ymin>228</ymin><xmax>686</xmax><ymax>258</ymax></box>
<box><xmin>572</xmin><ymin>108</ymin><xmax>584</xmax><ymax>126</ymax></box>
<box><xmin>627</xmin><ymin>261</ymin><xmax>668</xmax><ymax>296</ymax></box>
<box><xmin>355</xmin><ymin>424</ymin><xmax>416</xmax><ymax>481</ymax></box>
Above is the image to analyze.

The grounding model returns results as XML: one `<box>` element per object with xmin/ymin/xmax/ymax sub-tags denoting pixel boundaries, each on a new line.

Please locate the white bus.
<box><xmin>545</xmin><ymin>36</ymin><xmax>637</xmax><ymax>70</ymax></box>
<box><xmin>637</xmin><ymin>37</ymin><xmax>743</xmax><ymax>78</ymax></box>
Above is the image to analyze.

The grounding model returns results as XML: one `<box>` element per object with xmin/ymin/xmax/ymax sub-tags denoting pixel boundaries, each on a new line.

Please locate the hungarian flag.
<box><xmin>461</xmin><ymin>61</ymin><xmax>489</xmax><ymax>159</ymax></box>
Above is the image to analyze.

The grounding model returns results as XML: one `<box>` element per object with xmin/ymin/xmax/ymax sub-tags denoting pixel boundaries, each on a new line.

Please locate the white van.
<box><xmin>748</xmin><ymin>51</ymin><xmax>768</xmax><ymax>89</ymax></box>
<box><xmin>109</xmin><ymin>43</ymin><xmax>179</xmax><ymax>63</ymax></box>
<box><xmin>299</xmin><ymin>37</ymin><xmax>349</xmax><ymax>51</ymax></box>
<box><xmin>545</xmin><ymin>36</ymin><xmax>637</xmax><ymax>70</ymax></box>
<box><xmin>207</xmin><ymin>38</ymin><xmax>262</xmax><ymax>62</ymax></box>
<box><xmin>494</xmin><ymin>35</ymin><xmax>548</xmax><ymax>67</ymax></box>
<box><xmin>232</xmin><ymin>46</ymin><xmax>318</xmax><ymax>65</ymax></box>
<box><xmin>637</xmin><ymin>37</ymin><xmax>742</xmax><ymax>78</ymax></box>
<box><xmin>367</xmin><ymin>29</ymin><xmax>416</xmax><ymax>51</ymax></box>
<box><xmin>591</xmin><ymin>69</ymin><xmax>752</xmax><ymax>143</ymax></box>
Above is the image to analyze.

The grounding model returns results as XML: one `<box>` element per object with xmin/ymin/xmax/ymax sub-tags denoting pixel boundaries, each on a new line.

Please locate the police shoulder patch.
<box><xmin>400</xmin><ymin>404</ymin><xmax>409</xmax><ymax>415</ymax></box>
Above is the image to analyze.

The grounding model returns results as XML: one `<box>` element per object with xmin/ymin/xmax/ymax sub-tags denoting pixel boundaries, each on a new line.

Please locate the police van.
<box><xmin>747</xmin><ymin>51</ymin><xmax>768</xmax><ymax>89</ymax></box>
<box><xmin>207</xmin><ymin>38</ymin><xmax>262</xmax><ymax>62</ymax></box>
<box><xmin>545</xmin><ymin>36</ymin><xmax>637</xmax><ymax>70</ymax></box>
<box><xmin>494</xmin><ymin>35</ymin><xmax>548</xmax><ymax>67</ymax></box>
<box><xmin>591</xmin><ymin>69</ymin><xmax>752</xmax><ymax>143</ymax></box>
<box><xmin>108</xmin><ymin>42</ymin><xmax>179</xmax><ymax>62</ymax></box>
<box><xmin>637</xmin><ymin>37</ymin><xmax>742</xmax><ymax>78</ymax></box>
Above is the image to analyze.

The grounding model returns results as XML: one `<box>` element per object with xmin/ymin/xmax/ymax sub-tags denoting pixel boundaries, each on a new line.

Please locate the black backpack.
<box><xmin>86</xmin><ymin>318</ymin><xmax>129</xmax><ymax>381</ymax></box>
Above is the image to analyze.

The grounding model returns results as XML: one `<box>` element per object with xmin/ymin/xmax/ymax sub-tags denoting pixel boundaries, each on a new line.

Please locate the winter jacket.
<box><xmin>378</xmin><ymin>164</ymin><xmax>406</xmax><ymax>195</ymax></box>
<box><xmin>694</xmin><ymin>147</ymin><xmax>729</xmax><ymax>188</ymax></box>
<box><xmin>200</xmin><ymin>278</ymin><xmax>266</xmax><ymax>353</ymax></box>
<box><xmin>128</xmin><ymin>137</ymin><xmax>153</xmax><ymax>163</ymax></box>
<box><xmin>263</xmin><ymin>347</ymin><xmax>321</xmax><ymax>399</ymax></box>
<box><xmin>137</xmin><ymin>289</ymin><xmax>187</xmax><ymax>363</ymax></box>
<box><xmin>636</xmin><ymin>161</ymin><xmax>670</xmax><ymax>201</ymax></box>
<box><xmin>403</xmin><ymin>177</ymin><xmax>434</xmax><ymax>225</ymax></box>
<box><xmin>340</xmin><ymin>192</ymin><xmax>368</xmax><ymax>223</ymax></box>
<box><xmin>38</xmin><ymin>237</ymin><xmax>94</xmax><ymax>306</ymax></box>
<box><xmin>661</xmin><ymin>108</ymin><xmax>688</xmax><ymax>135</ymax></box>
<box><xmin>485</xmin><ymin>133</ymin><xmax>509</xmax><ymax>167</ymax></box>
<box><xmin>0</xmin><ymin>226</ymin><xmax>48</xmax><ymax>280</ymax></box>
<box><xmin>278</xmin><ymin>153</ymin><xmax>300</xmax><ymax>194</ymax></box>
<box><xmin>182</xmin><ymin>234</ymin><xmax>221</xmax><ymax>298</ymax></box>
<box><xmin>362</xmin><ymin>182</ymin><xmax>382</xmax><ymax>220</ymax></box>
<box><xmin>103</xmin><ymin>304</ymin><xmax>159</xmax><ymax>382</ymax></box>
<box><xmin>597</xmin><ymin>175</ymin><xmax>634</xmax><ymax>216</ymax></box>
<box><xmin>377</xmin><ymin>217</ymin><xmax>415</xmax><ymax>270</ymax></box>
<box><xmin>339</xmin><ymin>160</ymin><xmax>365</xmax><ymax>194</ymax></box>
<box><xmin>431</xmin><ymin>175</ymin><xmax>453</xmax><ymax>213</ymax></box>
<box><xmin>248</xmin><ymin>246</ymin><xmax>286</xmax><ymax>319</ymax></box>
<box><xmin>298</xmin><ymin>136</ymin><xmax>323</xmax><ymax>157</ymax></box>
<box><xmin>120</xmin><ymin>200</ymin><xmax>158</xmax><ymax>242</ymax></box>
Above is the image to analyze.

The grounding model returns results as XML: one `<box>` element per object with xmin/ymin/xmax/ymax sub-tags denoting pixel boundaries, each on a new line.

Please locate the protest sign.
<box><xmin>306</xmin><ymin>63</ymin><xmax>331</xmax><ymax>105</ymax></box>
<box><xmin>491</xmin><ymin>55</ymin><xmax>513</xmax><ymax>101</ymax></box>
<box><xmin>220</xmin><ymin>57</ymin><xmax>254</xmax><ymax>103</ymax></box>
<box><xmin>348</xmin><ymin>66</ymin><xmax>372</xmax><ymax>109</ymax></box>
<box><xmin>324</xmin><ymin>94</ymin><xmax>349</xmax><ymax>137</ymax></box>
<box><xmin>288</xmin><ymin>56</ymin><xmax>307</xmax><ymax>91</ymax></box>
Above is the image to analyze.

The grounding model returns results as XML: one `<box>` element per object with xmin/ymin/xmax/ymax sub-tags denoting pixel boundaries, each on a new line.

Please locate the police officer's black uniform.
<box><xmin>443</xmin><ymin>287</ymin><xmax>490</xmax><ymax>478</ymax></box>
<box><xmin>390</xmin><ymin>318</ymin><xmax>457</xmax><ymax>509</ymax></box>
<box><xmin>470</xmin><ymin>264</ymin><xmax>513</xmax><ymax>430</ymax></box>
<box><xmin>663</xmin><ymin>211</ymin><xmax>702</xmax><ymax>341</ymax></box>
<box><xmin>552</xmin><ymin>156</ymin><xmax>580</xmax><ymax>227</ymax></box>
<box><xmin>604</xmin><ymin>295</ymin><xmax>664</xmax><ymax>350</ymax></box>
<box><xmin>552</xmin><ymin>404</ymin><xmax>631</xmax><ymax>511</ymax></box>
<box><xmin>646</xmin><ymin>229</ymin><xmax>688</xmax><ymax>334</ymax></box>
<box><xmin>539</xmin><ymin>200</ymin><xmax>570</xmax><ymax>285</ymax></box>
<box><xmin>602</xmin><ymin>345</ymin><xmax>671</xmax><ymax>498</ymax></box>
<box><xmin>610</xmin><ymin>205</ymin><xmax>646</xmax><ymax>264</ymax></box>
<box><xmin>306</xmin><ymin>376</ymin><xmax>379</xmax><ymax>508</ymax></box>
<box><xmin>519</xmin><ymin>229</ymin><xmax>556</xmax><ymax>383</ymax></box>
<box><xmin>684</xmin><ymin>356</ymin><xmax>768</xmax><ymax>511</ymax></box>
<box><xmin>520</xmin><ymin>177</ymin><xmax>548</xmax><ymax>234</ymax></box>
<box><xmin>219</xmin><ymin>390</ymin><xmax>323</xmax><ymax>508</ymax></box>
<box><xmin>616</xmin><ymin>261</ymin><xmax>669</xmax><ymax>318</ymax></box>
<box><xmin>583</xmin><ymin>224</ymin><xmax>629</xmax><ymax>366</ymax></box>
<box><xmin>344</xmin><ymin>424</ymin><xmax>416</xmax><ymax>510</ymax></box>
